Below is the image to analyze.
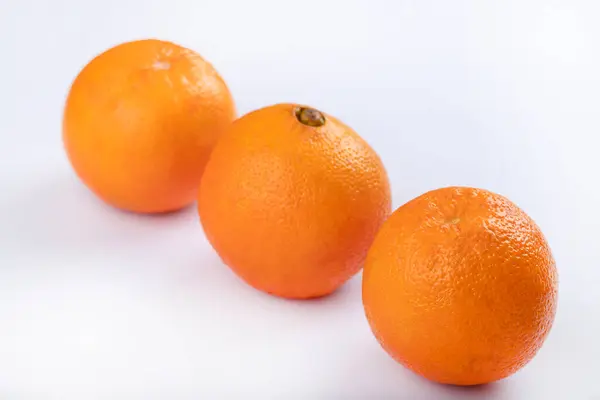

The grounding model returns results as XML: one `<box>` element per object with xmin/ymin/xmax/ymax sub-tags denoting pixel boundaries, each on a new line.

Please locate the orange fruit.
<box><xmin>198</xmin><ymin>103</ymin><xmax>391</xmax><ymax>299</ymax></box>
<box><xmin>63</xmin><ymin>39</ymin><xmax>236</xmax><ymax>213</ymax></box>
<box><xmin>362</xmin><ymin>186</ymin><xmax>558</xmax><ymax>386</ymax></box>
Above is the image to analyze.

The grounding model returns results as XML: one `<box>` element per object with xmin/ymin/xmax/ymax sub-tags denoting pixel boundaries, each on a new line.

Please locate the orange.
<box><xmin>362</xmin><ymin>186</ymin><xmax>558</xmax><ymax>386</ymax></box>
<box><xmin>198</xmin><ymin>104</ymin><xmax>391</xmax><ymax>299</ymax></box>
<box><xmin>63</xmin><ymin>39</ymin><xmax>236</xmax><ymax>213</ymax></box>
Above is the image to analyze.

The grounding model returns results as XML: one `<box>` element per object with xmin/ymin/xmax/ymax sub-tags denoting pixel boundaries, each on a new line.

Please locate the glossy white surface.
<box><xmin>1</xmin><ymin>0</ymin><xmax>599</xmax><ymax>398</ymax></box>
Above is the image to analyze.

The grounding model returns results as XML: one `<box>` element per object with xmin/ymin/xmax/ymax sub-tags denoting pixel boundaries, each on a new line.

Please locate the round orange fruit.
<box><xmin>362</xmin><ymin>186</ymin><xmax>558</xmax><ymax>386</ymax></box>
<box><xmin>63</xmin><ymin>39</ymin><xmax>236</xmax><ymax>213</ymax></box>
<box><xmin>198</xmin><ymin>104</ymin><xmax>391</xmax><ymax>299</ymax></box>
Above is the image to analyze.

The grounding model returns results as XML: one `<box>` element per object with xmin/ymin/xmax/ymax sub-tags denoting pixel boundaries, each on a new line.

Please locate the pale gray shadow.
<box><xmin>0</xmin><ymin>173</ymin><xmax>196</xmax><ymax>262</ymax></box>
<box><xmin>437</xmin><ymin>381</ymin><xmax>506</xmax><ymax>399</ymax></box>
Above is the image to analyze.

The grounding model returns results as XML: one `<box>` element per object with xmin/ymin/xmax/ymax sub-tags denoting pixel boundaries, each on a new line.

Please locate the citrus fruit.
<box><xmin>362</xmin><ymin>186</ymin><xmax>558</xmax><ymax>386</ymax></box>
<box><xmin>198</xmin><ymin>103</ymin><xmax>391</xmax><ymax>299</ymax></box>
<box><xmin>63</xmin><ymin>39</ymin><xmax>236</xmax><ymax>213</ymax></box>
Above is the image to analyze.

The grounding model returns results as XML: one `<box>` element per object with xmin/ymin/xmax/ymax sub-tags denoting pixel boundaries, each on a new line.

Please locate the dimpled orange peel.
<box><xmin>198</xmin><ymin>103</ymin><xmax>391</xmax><ymax>299</ymax></box>
<box><xmin>63</xmin><ymin>39</ymin><xmax>236</xmax><ymax>213</ymax></box>
<box><xmin>362</xmin><ymin>186</ymin><xmax>558</xmax><ymax>385</ymax></box>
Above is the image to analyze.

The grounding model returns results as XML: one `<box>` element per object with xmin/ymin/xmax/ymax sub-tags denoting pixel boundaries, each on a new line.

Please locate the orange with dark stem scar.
<box><xmin>199</xmin><ymin>103</ymin><xmax>391</xmax><ymax>299</ymax></box>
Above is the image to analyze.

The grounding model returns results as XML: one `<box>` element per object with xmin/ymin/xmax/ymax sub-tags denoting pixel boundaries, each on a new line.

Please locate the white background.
<box><xmin>1</xmin><ymin>0</ymin><xmax>599</xmax><ymax>398</ymax></box>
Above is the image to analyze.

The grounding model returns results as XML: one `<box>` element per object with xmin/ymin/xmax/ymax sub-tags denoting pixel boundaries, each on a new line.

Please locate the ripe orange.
<box><xmin>198</xmin><ymin>104</ymin><xmax>391</xmax><ymax>299</ymax></box>
<box><xmin>63</xmin><ymin>39</ymin><xmax>236</xmax><ymax>213</ymax></box>
<box><xmin>362</xmin><ymin>186</ymin><xmax>558</xmax><ymax>386</ymax></box>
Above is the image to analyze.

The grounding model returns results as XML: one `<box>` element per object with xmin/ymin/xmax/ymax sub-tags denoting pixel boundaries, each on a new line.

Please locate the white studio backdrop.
<box><xmin>0</xmin><ymin>0</ymin><xmax>599</xmax><ymax>398</ymax></box>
